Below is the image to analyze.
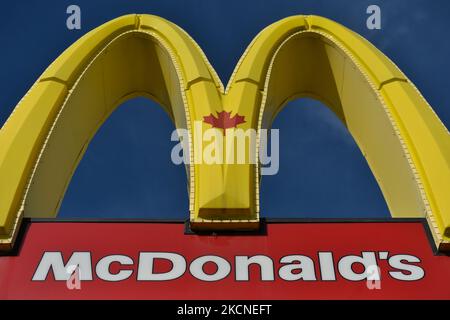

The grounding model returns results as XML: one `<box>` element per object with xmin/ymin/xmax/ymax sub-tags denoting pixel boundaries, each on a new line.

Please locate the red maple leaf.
<box><xmin>203</xmin><ymin>111</ymin><xmax>246</xmax><ymax>132</ymax></box>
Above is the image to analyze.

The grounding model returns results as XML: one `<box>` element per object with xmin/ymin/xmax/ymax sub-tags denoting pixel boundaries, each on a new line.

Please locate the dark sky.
<box><xmin>0</xmin><ymin>0</ymin><xmax>448</xmax><ymax>220</ymax></box>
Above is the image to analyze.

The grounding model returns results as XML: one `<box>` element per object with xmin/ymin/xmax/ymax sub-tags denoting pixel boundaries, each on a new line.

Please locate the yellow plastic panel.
<box><xmin>42</xmin><ymin>14</ymin><xmax>137</xmax><ymax>86</ymax></box>
<box><xmin>308</xmin><ymin>15</ymin><xmax>406</xmax><ymax>88</ymax></box>
<box><xmin>0</xmin><ymin>81</ymin><xmax>67</xmax><ymax>247</ymax></box>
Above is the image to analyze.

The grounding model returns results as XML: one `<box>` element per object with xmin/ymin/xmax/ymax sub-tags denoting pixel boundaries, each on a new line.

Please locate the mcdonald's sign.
<box><xmin>0</xmin><ymin>14</ymin><xmax>449</xmax><ymax>299</ymax></box>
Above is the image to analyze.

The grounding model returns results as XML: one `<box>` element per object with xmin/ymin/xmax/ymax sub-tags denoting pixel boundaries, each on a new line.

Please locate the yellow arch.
<box><xmin>0</xmin><ymin>15</ymin><xmax>449</xmax><ymax>251</ymax></box>
<box><xmin>229</xmin><ymin>15</ymin><xmax>450</xmax><ymax>250</ymax></box>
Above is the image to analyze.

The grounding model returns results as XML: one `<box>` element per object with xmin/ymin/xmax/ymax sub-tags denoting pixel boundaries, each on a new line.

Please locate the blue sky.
<box><xmin>0</xmin><ymin>0</ymin><xmax>449</xmax><ymax>220</ymax></box>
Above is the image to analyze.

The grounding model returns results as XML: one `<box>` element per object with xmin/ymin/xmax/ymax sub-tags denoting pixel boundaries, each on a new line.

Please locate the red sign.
<box><xmin>0</xmin><ymin>221</ymin><xmax>449</xmax><ymax>299</ymax></box>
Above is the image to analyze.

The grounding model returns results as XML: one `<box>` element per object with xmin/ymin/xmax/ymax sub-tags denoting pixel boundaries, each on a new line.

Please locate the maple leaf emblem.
<box><xmin>203</xmin><ymin>111</ymin><xmax>246</xmax><ymax>132</ymax></box>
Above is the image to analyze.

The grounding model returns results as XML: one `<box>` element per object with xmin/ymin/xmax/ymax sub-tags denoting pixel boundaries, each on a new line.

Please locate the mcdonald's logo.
<box><xmin>0</xmin><ymin>14</ymin><xmax>449</xmax><ymax>253</ymax></box>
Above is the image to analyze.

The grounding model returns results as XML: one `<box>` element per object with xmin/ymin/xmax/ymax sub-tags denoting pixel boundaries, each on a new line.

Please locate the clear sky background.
<box><xmin>0</xmin><ymin>0</ymin><xmax>448</xmax><ymax>220</ymax></box>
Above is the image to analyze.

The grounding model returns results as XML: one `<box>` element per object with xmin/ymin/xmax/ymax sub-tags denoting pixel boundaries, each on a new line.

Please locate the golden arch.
<box><xmin>0</xmin><ymin>15</ymin><xmax>449</xmax><ymax>251</ymax></box>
